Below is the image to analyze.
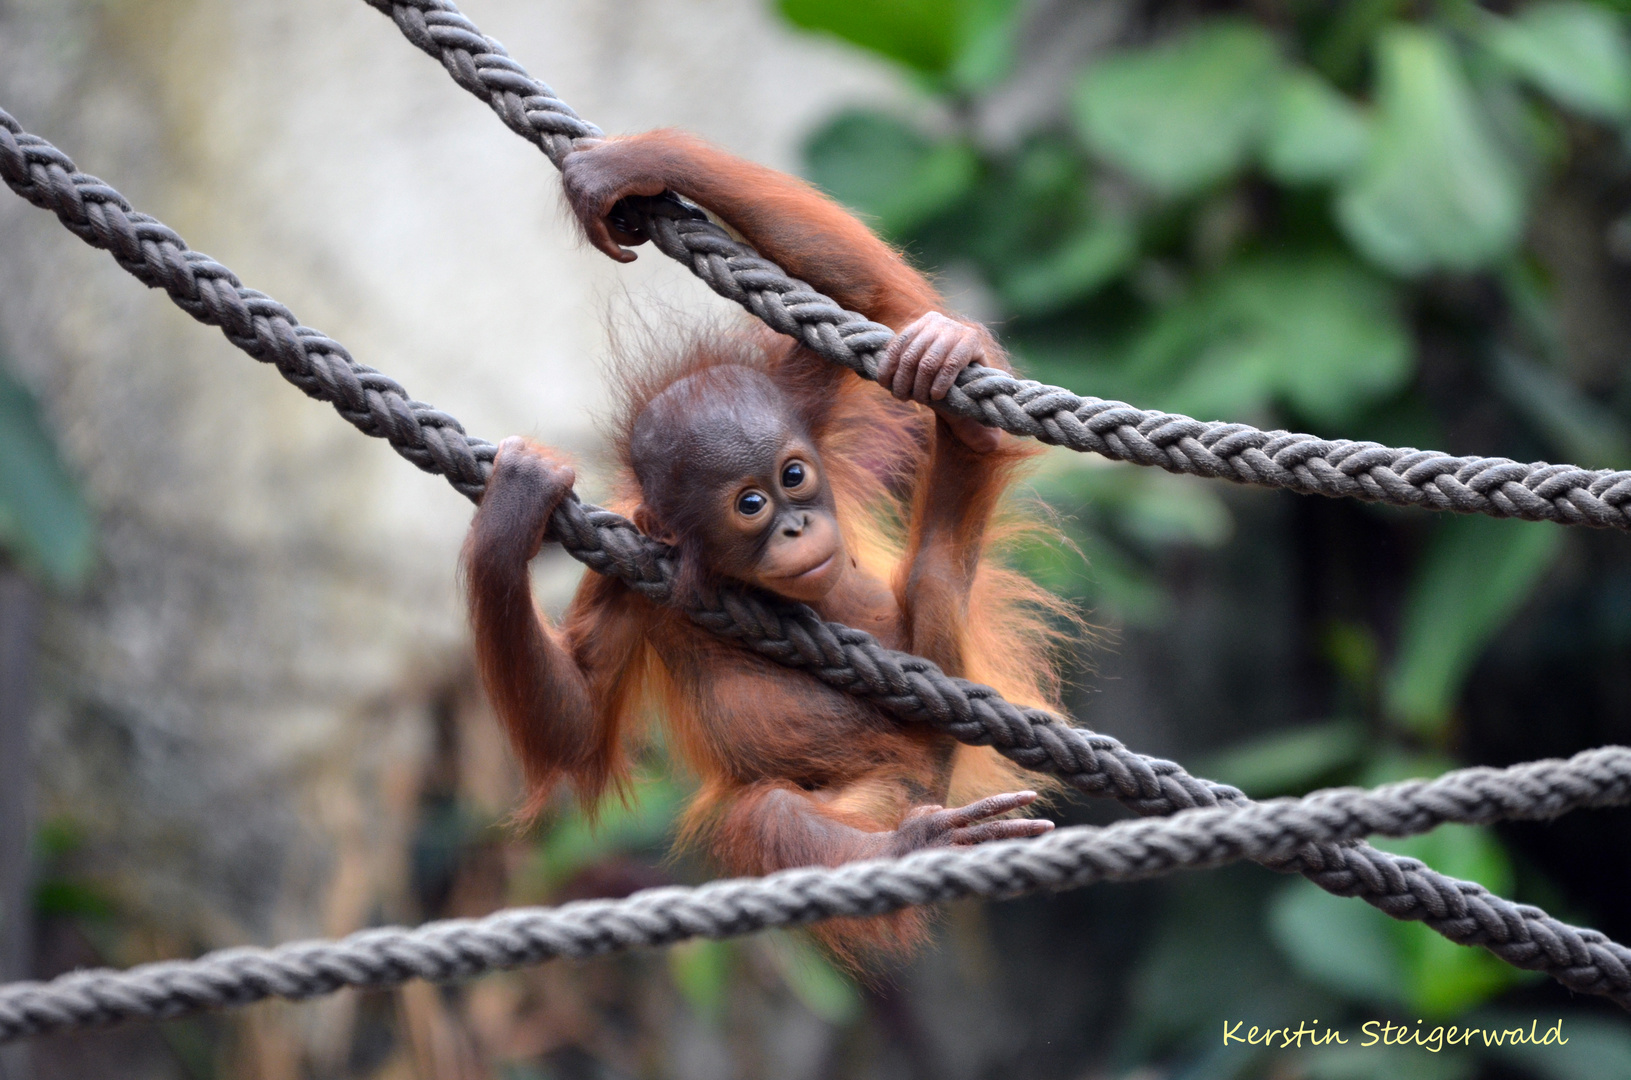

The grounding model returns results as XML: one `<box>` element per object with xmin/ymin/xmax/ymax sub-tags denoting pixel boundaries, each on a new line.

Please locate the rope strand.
<box><xmin>3</xmin><ymin>748</ymin><xmax>1629</xmax><ymax>1040</ymax></box>
<box><xmin>7</xmin><ymin>82</ymin><xmax>1631</xmax><ymax>1009</ymax></box>
<box><xmin>3</xmin><ymin>1</ymin><xmax>1631</xmax><ymax>1026</ymax></box>
<box><xmin>361</xmin><ymin>0</ymin><xmax>1631</xmax><ymax>530</ymax></box>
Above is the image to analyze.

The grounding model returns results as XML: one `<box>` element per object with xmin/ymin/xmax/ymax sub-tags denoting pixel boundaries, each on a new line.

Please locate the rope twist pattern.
<box><xmin>359</xmin><ymin>0</ymin><xmax>1631</xmax><ymax>530</ymax></box>
<box><xmin>2</xmin><ymin>0</ymin><xmax>1630</xmax><ymax>1031</ymax></box>
<box><xmin>2</xmin><ymin>748</ymin><xmax>1629</xmax><ymax>1040</ymax></box>
<box><xmin>628</xmin><ymin>203</ymin><xmax>1631</xmax><ymax>527</ymax></box>
<box><xmin>0</xmin><ymin>111</ymin><xmax>497</xmax><ymax>499</ymax></box>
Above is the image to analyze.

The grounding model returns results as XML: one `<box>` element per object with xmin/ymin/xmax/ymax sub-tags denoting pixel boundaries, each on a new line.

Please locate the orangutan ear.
<box><xmin>632</xmin><ymin>504</ymin><xmax>679</xmax><ymax>546</ymax></box>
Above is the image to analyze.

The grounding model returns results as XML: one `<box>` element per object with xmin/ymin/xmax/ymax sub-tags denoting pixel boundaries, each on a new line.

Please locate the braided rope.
<box><xmin>363</xmin><ymin>0</ymin><xmax>1631</xmax><ymax>530</ymax></box>
<box><xmin>0</xmin><ymin>111</ymin><xmax>497</xmax><ymax>500</ymax></box>
<box><xmin>6</xmin><ymin>92</ymin><xmax>1631</xmax><ymax>1005</ymax></box>
<box><xmin>3</xmin><ymin>748</ymin><xmax>1630</xmax><ymax>1040</ymax></box>
<box><xmin>367</xmin><ymin>0</ymin><xmax>602</xmax><ymax>166</ymax></box>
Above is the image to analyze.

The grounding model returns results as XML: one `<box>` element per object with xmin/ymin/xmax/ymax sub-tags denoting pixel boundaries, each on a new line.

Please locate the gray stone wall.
<box><xmin>0</xmin><ymin>1</ymin><xmax>900</xmax><ymax>1072</ymax></box>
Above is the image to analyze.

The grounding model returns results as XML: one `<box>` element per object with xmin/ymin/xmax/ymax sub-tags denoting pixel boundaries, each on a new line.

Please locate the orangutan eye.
<box><xmin>781</xmin><ymin>461</ymin><xmax>807</xmax><ymax>490</ymax></box>
<box><xmin>736</xmin><ymin>490</ymin><xmax>768</xmax><ymax>517</ymax></box>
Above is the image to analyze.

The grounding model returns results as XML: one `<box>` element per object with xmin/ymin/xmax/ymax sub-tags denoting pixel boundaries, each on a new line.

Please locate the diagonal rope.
<box><xmin>366</xmin><ymin>0</ymin><xmax>1631</xmax><ymax>530</ymax></box>
<box><xmin>0</xmin><ymin>110</ymin><xmax>497</xmax><ymax>500</ymax></box>
<box><xmin>6</xmin><ymin>100</ymin><xmax>1631</xmax><ymax>1004</ymax></box>
<box><xmin>2</xmin><ymin>748</ymin><xmax>1630</xmax><ymax>1041</ymax></box>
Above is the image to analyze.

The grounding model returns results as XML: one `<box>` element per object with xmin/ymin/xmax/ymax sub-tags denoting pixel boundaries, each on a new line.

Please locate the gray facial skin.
<box><xmin>630</xmin><ymin>366</ymin><xmax>846</xmax><ymax>602</ymax></box>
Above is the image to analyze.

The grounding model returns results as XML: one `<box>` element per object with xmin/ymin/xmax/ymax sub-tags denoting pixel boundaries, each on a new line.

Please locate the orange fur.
<box><xmin>464</xmin><ymin>130</ymin><xmax>1081</xmax><ymax>963</ymax></box>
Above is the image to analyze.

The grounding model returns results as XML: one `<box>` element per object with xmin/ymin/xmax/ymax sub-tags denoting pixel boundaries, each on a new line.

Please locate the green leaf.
<box><xmin>1122</xmin><ymin>253</ymin><xmax>1411</xmax><ymax>426</ymax></box>
<box><xmin>1324</xmin><ymin>620</ymin><xmax>1382</xmax><ymax>696</ymax></box>
<box><xmin>1270</xmin><ymin>878</ymin><xmax>1406</xmax><ymax>1005</ymax></box>
<box><xmin>1311</xmin><ymin>0</ymin><xmax>1412</xmax><ymax>86</ymax></box>
<box><xmin>1384</xmin><ymin>516</ymin><xmax>1561</xmax><ymax>736</ymax></box>
<box><xmin>765</xmin><ymin>932</ymin><xmax>860</xmax><ymax>1024</ymax></box>
<box><xmin>1271</xmin><ymin>824</ymin><xmax>1529</xmax><ymax>1016</ymax></box>
<box><xmin>33</xmin><ymin>878</ymin><xmax>117</xmax><ymax>921</ymax></box>
<box><xmin>803</xmin><ymin>110</ymin><xmax>978</xmax><ymax>236</ymax></box>
<box><xmin>1481</xmin><ymin>2</ymin><xmax>1631</xmax><ymax>122</ymax></box>
<box><xmin>1077</xmin><ymin>538</ymin><xmax>1169</xmax><ymax>625</ymax></box>
<box><xmin>1114</xmin><ymin>478</ymin><xmax>1234</xmax><ymax>551</ymax></box>
<box><xmin>938</xmin><ymin>138</ymin><xmax>1130</xmax><ymax>312</ymax></box>
<box><xmin>996</xmin><ymin>213</ymin><xmax>1137</xmax><ymax>315</ymax></box>
<box><xmin>1263</xmin><ymin>69</ymin><xmax>1371</xmax><ymax>183</ymax></box>
<box><xmin>1126</xmin><ymin>870</ymin><xmax>1322</xmax><ymax>1051</ymax></box>
<box><xmin>525</xmin><ymin>768</ymin><xmax>686</xmax><ymax>892</ymax></box>
<box><xmin>777</xmin><ymin>0</ymin><xmax>1019</xmax><ymax>87</ymax></box>
<box><xmin>779</xmin><ymin>0</ymin><xmax>958</xmax><ymax>74</ymax></box>
<box><xmin>1371</xmin><ymin>824</ymin><xmax>1538</xmax><ymax>1015</ymax></box>
<box><xmin>1029</xmin><ymin>527</ymin><xmax>1170</xmax><ymax>626</ymax></box>
<box><xmin>946</xmin><ymin>0</ymin><xmax>1021</xmax><ymax>91</ymax></box>
<box><xmin>0</xmin><ymin>360</ymin><xmax>94</xmax><ymax>590</ymax></box>
<box><xmin>1073</xmin><ymin>20</ymin><xmax>1282</xmax><ymax>195</ymax></box>
<box><xmin>1201</xmin><ymin>719</ymin><xmax>1368</xmax><ymax>798</ymax></box>
<box><xmin>1336</xmin><ymin>27</ymin><xmax>1525</xmax><ymax>274</ymax></box>
<box><xmin>668</xmin><ymin>939</ymin><xmax>734</xmax><ymax>1023</ymax></box>
<box><xmin>1227</xmin><ymin>256</ymin><xmax>1411</xmax><ymax>425</ymax></box>
<box><xmin>1476</xmin><ymin>1012</ymin><xmax>1631</xmax><ymax>1080</ymax></box>
<box><xmin>1005</xmin><ymin>517</ymin><xmax>1091</xmax><ymax>597</ymax></box>
<box><xmin>1042</xmin><ymin>459</ymin><xmax>1234</xmax><ymax>550</ymax></box>
<box><xmin>1028</xmin><ymin>459</ymin><xmax>1236</xmax><ymax>625</ymax></box>
<box><xmin>1492</xmin><ymin>350</ymin><xmax>1631</xmax><ymax>469</ymax></box>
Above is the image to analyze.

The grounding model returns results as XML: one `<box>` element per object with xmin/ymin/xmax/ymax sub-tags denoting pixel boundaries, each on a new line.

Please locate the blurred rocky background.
<box><xmin>4</xmin><ymin>0</ymin><xmax>1631</xmax><ymax>1078</ymax></box>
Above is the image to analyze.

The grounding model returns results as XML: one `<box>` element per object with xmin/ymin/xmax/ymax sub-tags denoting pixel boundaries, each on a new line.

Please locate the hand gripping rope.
<box><xmin>2</xmin><ymin>749</ymin><xmax>1630</xmax><ymax>1038</ymax></box>
<box><xmin>2</xmin><ymin>0</ymin><xmax>1631</xmax><ymax>1035</ymax></box>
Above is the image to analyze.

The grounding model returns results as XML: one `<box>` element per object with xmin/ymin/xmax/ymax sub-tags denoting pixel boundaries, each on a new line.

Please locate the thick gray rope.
<box><xmin>3</xmin><ymin>747</ymin><xmax>1630</xmax><ymax>1041</ymax></box>
<box><xmin>0</xmin><ymin>110</ymin><xmax>497</xmax><ymax>500</ymax></box>
<box><xmin>367</xmin><ymin>0</ymin><xmax>1631</xmax><ymax>530</ymax></box>
<box><xmin>6</xmin><ymin>107</ymin><xmax>1631</xmax><ymax>1007</ymax></box>
<box><xmin>0</xmin><ymin>105</ymin><xmax>1216</xmax><ymax>816</ymax></box>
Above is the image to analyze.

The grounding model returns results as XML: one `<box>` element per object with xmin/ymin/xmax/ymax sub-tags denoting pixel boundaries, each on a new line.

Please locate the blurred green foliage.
<box><xmin>1481</xmin><ymin>2</ymin><xmax>1631</xmax><ymax>122</ymax></box>
<box><xmin>0</xmin><ymin>345</ymin><xmax>92</xmax><ymax>590</ymax></box>
<box><xmin>1075</xmin><ymin>21</ymin><xmax>1283</xmax><ymax>196</ymax></box>
<box><xmin>31</xmin><ymin>817</ymin><xmax>116</xmax><ymax>922</ymax></box>
<box><xmin>667</xmin><ymin>938</ymin><xmax>735</xmax><ymax>1022</ymax></box>
<box><xmin>1337</xmin><ymin>26</ymin><xmax>1525</xmax><ymax>274</ymax></box>
<box><xmin>805</xmin><ymin>111</ymin><xmax>979</xmax><ymax>234</ymax></box>
<box><xmin>525</xmin><ymin>765</ymin><xmax>861</xmax><ymax>1027</ymax></box>
<box><xmin>779</xmin><ymin>0</ymin><xmax>1021</xmax><ymax>90</ymax></box>
<box><xmin>764</xmin><ymin>931</ymin><xmax>862</xmax><ymax>1024</ymax></box>
<box><xmin>1385</xmin><ymin>516</ymin><xmax>1561</xmax><ymax>735</ymax></box>
<box><xmin>1114</xmin><ymin>251</ymin><xmax>1411</xmax><ymax>424</ymax></box>
<box><xmin>519</xmin><ymin>765</ymin><xmax>687</xmax><ymax>894</ymax></box>
<box><xmin>1199</xmin><ymin>717</ymin><xmax>1368</xmax><ymax>797</ymax></box>
<box><xmin>778</xmin><ymin>0</ymin><xmax>1631</xmax><ymax>1074</ymax></box>
<box><xmin>1272</xmin><ymin>806</ymin><xmax>1536</xmax><ymax>1017</ymax></box>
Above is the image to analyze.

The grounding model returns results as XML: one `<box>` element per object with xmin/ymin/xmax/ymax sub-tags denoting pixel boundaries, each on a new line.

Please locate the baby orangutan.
<box><xmin>464</xmin><ymin>130</ymin><xmax>1070</xmax><ymax>958</ymax></box>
